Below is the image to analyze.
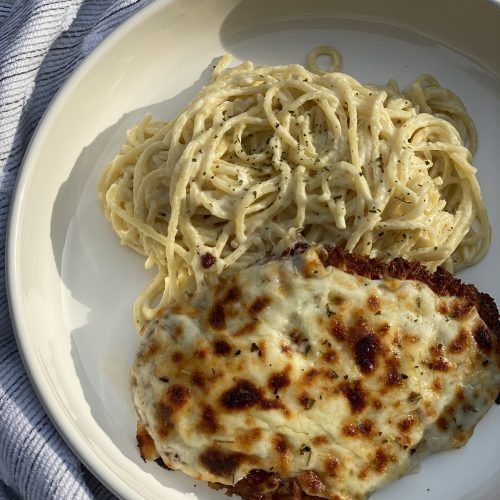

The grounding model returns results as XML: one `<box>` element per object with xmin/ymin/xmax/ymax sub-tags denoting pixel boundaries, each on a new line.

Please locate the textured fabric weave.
<box><xmin>0</xmin><ymin>1</ymin><xmax>153</xmax><ymax>498</ymax></box>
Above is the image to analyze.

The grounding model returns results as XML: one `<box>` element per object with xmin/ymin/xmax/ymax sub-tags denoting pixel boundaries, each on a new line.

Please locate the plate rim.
<box><xmin>5</xmin><ymin>1</ymin><xmax>500</xmax><ymax>499</ymax></box>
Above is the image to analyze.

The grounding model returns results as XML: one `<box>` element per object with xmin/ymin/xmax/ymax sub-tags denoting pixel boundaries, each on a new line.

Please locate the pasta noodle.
<box><xmin>98</xmin><ymin>48</ymin><xmax>490</xmax><ymax>330</ymax></box>
<box><xmin>306</xmin><ymin>45</ymin><xmax>343</xmax><ymax>75</ymax></box>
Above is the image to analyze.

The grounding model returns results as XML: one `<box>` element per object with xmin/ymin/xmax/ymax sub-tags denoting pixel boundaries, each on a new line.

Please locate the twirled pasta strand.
<box><xmin>98</xmin><ymin>49</ymin><xmax>490</xmax><ymax>330</ymax></box>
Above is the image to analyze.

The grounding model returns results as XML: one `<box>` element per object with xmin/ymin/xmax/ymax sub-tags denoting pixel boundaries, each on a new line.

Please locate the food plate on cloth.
<box><xmin>7</xmin><ymin>0</ymin><xmax>500</xmax><ymax>499</ymax></box>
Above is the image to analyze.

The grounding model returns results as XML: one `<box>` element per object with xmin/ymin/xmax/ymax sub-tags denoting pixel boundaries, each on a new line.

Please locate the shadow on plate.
<box><xmin>49</xmin><ymin>58</ymin><xmax>223</xmax><ymax>499</ymax></box>
<box><xmin>218</xmin><ymin>0</ymin><xmax>500</xmax><ymax>97</ymax></box>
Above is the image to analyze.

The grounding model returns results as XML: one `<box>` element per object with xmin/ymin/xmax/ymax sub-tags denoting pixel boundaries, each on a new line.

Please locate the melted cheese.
<box><xmin>130</xmin><ymin>248</ymin><xmax>499</xmax><ymax>499</ymax></box>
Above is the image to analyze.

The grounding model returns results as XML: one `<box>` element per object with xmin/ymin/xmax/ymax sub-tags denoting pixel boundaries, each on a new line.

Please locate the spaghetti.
<box><xmin>98</xmin><ymin>48</ymin><xmax>490</xmax><ymax>329</ymax></box>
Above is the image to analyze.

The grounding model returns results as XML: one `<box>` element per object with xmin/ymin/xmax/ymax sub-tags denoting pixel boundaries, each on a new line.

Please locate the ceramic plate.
<box><xmin>7</xmin><ymin>0</ymin><xmax>500</xmax><ymax>498</ymax></box>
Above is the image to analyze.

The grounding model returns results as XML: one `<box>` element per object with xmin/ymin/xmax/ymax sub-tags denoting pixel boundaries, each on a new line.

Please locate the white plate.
<box><xmin>7</xmin><ymin>1</ymin><xmax>500</xmax><ymax>499</ymax></box>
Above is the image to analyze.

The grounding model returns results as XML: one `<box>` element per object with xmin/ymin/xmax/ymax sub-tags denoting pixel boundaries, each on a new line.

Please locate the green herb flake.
<box><xmin>300</xmin><ymin>444</ymin><xmax>311</xmax><ymax>455</ymax></box>
<box><xmin>325</xmin><ymin>304</ymin><xmax>335</xmax><ymax>317</ymax></box>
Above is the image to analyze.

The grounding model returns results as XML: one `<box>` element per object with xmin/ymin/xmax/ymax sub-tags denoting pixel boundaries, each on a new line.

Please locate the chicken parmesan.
<box><xmin>130</xmin><ymin>245</ymin><xmax>499</xmax><ymax>499</ymax></box>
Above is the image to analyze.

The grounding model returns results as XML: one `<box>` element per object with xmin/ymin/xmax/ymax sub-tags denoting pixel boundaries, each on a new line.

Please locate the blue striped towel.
<box><xmin>0</xmin><ymin>1</ymin><xmax>152</xmax><ymax>498</ymax></box>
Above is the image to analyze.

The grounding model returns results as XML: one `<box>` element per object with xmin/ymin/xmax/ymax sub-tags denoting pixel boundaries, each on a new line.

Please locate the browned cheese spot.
<box><xmin>385</xmin><ymin>357</ymin><xmax>403</xmax><ymax>387</ymax></box>
<box><xmin>168</xmin><ymin>384</ymin><xmax>191</xmax><ymax>407</ymax></box>
<box><xmin>249</xmin><ymin>296</ymin><xmax>271</xmax><ymax>316</ymax></box>
<box><xmin>358</xmin><ymin>466</ymin><xmax>369</xmax><ymax>480</ymax></box>
<box><xmin>328</xmin><ymin>292</ymin><xmax>345</xmax><ymax>306</ymax></box>
<box><xmin>312</xmin><ymin>435</ymin><xmax>329</xmax><ymax>446</ymax></box>
<box><xmin>173</xmin><ymin>324</ymin><xmax>183</xmax><ymax>339</ymax></box>
<box><xmin>337</xmin><ymin>380</ymin><xmax>366</xmax><ymax>413</ymax></box>
<box><xmin>330</xmin><ymin>318</ymin><xmax>347</xmax><ymax>341</ymax></box>
<box><xmin>473</xmin><ymin>324</ymin><xmax>493</xmax><ymax>353</ymax></box>
<box><xmin>303</xmin><ymin>368</ymin><xmax>320</xmax><ymax>385</ymax></box>
<box><xmin>221</xmin><ymin>380</ymin><xmax>261</xmax><ymax>410</ymax></box>
<box><xmin>198</xmin><ymin>404</ymin><xmax>219</xmax><ymax>434</ymax></box>
<box><xmin>273</xmin><ymin>434</ymin><xmax>289</xmax><ymax>454</ymax></box>
<box><xmin>437</xmin><ymin>416</ymin><xmax>449</xmax><ymax>431</ymax></box>
<box><xmin>451</xmin><ymin>299</ymin><xmax>474</xmax><ymax>319</ymax></box>
<box><xmin>213</xmin><ymin>339</ymin><xmax>231</xmax><ymax>356</ymax></box>
<box><xmin>342</xmin><ymin>423</ymin><xmax>358</xmax><ymax>437</ymax></box>
<box><xmin>353</xmin><ymin>332</ymin><xmax>381</xmax><ymax>374</ymax></box>
<box><xmin>359</xmin><ymin>419</ymin><xmax>374</xmax><ymax>435</ymax></box>
<box><xmin>155</xmin><ymin>399</ymin><xmax>173</xmax><ymax>438</ymax></box>
<box><xmin>209</xmin><ymin>303</ymin><xmax>226</xmax><ymax>330</ymax></box>
<box><xmin>257</xmin><ymin>340</ymin><xmax>267</xmax><ymax>361</ymax></box>
<box><xmin>446</xmin><ymin>404</ymin><xmax>456</xmax><ymax>416</ymax></box>
<box><xmin>324</xmin><ymin>456</ymin><xmax>340</xmax><ymax>476</ymax></box>
<box><xmin>342</xmin><ymin>420</ymin><xmax>373</xmax><ymax>437</ymax></box>
<box><xmin>171</xmin><ymin>351</ymin><xmax>183</xmax><ymax>363</ymax></box>
<box><xmin>367</xmin><ymin>295</ymin><xmax>380</xmax><ymax>311</ymax></box>
<box><xmin>191</xmin><ymin>371</ymin><xmax>205</xmax><ymax>388</ymax></box>
<box><xmin>427</xmin><ymin>344</ymin><xmax>452</xmax><ymax>371</ymax></box>
<box><xmin>431</xmin><ymin>378</ymin><xmax>443</xmax><ymax>393</ymax></box>
<box><xmin>449</xmin><ymin>329</ymin><xmax>469</xmax><ymax>354</ymax></box>
<box><xmin>378</xmin><ymin>322</ymin><xmax>390</xmax><ymax>335</ymax></box>
<box><xmin>297</xmin><ymin>470</ymin><xmax>328</xmax><ymax>497</ymax></box>
<box><xmin>437</xmin><ymin>301</ymin><xmax>450</xmax><ymax>316</ymax></box>
<box><xmin>199</xmin><ymin>447</ymin><xmax>244</xmax><ymax>478</ymax></box>
<box><xmin>268</xmin><ymin>369</ymin><xmax>291</xmax><ymax>392</ymax></box>
<box><xmin>322</xmin><ymin>350</ymin><xmax>337</xmax><ymax>363</ymax></box>
<box><xmin>194</xmin><ymin>349</ymin><xmax>207</xmax><ymax>359</ymax></box>
<box><xmin>398</xmin><ymin>415</ymin><xmax>415</xmax><ymax>433</ymax></box>
<box><xmin>236</xmin><ymin>428</ymin><xmax>262</xmax><ymax>449</ymax></box>
<box><xmin>374</xmin><ymin>449</ymin><xmax>390</xmax><ymax>473</ymax></box>
<box><xmin>427</xmin><ymin>357</ymin><xmax>451</xmax><ymax>372</ymax></box>
<box><xmin>233</xmin><ymin>322</ymin><xmax>257</xmax><ymax>337</ymax></box>
<box><xmin>224</xmin><ymin>286</ymin><xmax>241</xmax><ymax>303</ymax></box>
<box><xmin>345</xmin><ymin>317</ymin><xmax>384</xmax><ymax>374</ymax></box>
<box><xmin>260</xmin><ymin>398</ymin><xmax>285</xmax><ymax>411</ymax></box>
<box><xmin>220</xmin><ymin>379</ymin><xmax>283</xmax><ymax>411</ymax></box>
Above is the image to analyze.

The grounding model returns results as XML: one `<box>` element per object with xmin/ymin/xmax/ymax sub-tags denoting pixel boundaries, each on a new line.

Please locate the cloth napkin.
<box><xmin>0</xmin><ymin>1</ymin><xmax>153</xmax><ymax>498</ymax></box>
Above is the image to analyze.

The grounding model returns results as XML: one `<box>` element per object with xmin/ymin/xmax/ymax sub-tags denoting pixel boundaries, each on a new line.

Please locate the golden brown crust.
<box><xmin>212</xmin><ymin>245</ymin><xmax>500</xmax><ymax>499</ymax></box>
<box><xmin>140</xmin><ymin>245</ymin><xmax>499</xmax><ymax>500</ymax></box>
<box><xmin>284</xmin><ymin>243</ymin><xmax>499</xmax><ymax>343</ymax></box>
<box><xmin>210</xmin><ymin>470</ymin><xmax>325</xmax><ymax>499</ymax></box>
